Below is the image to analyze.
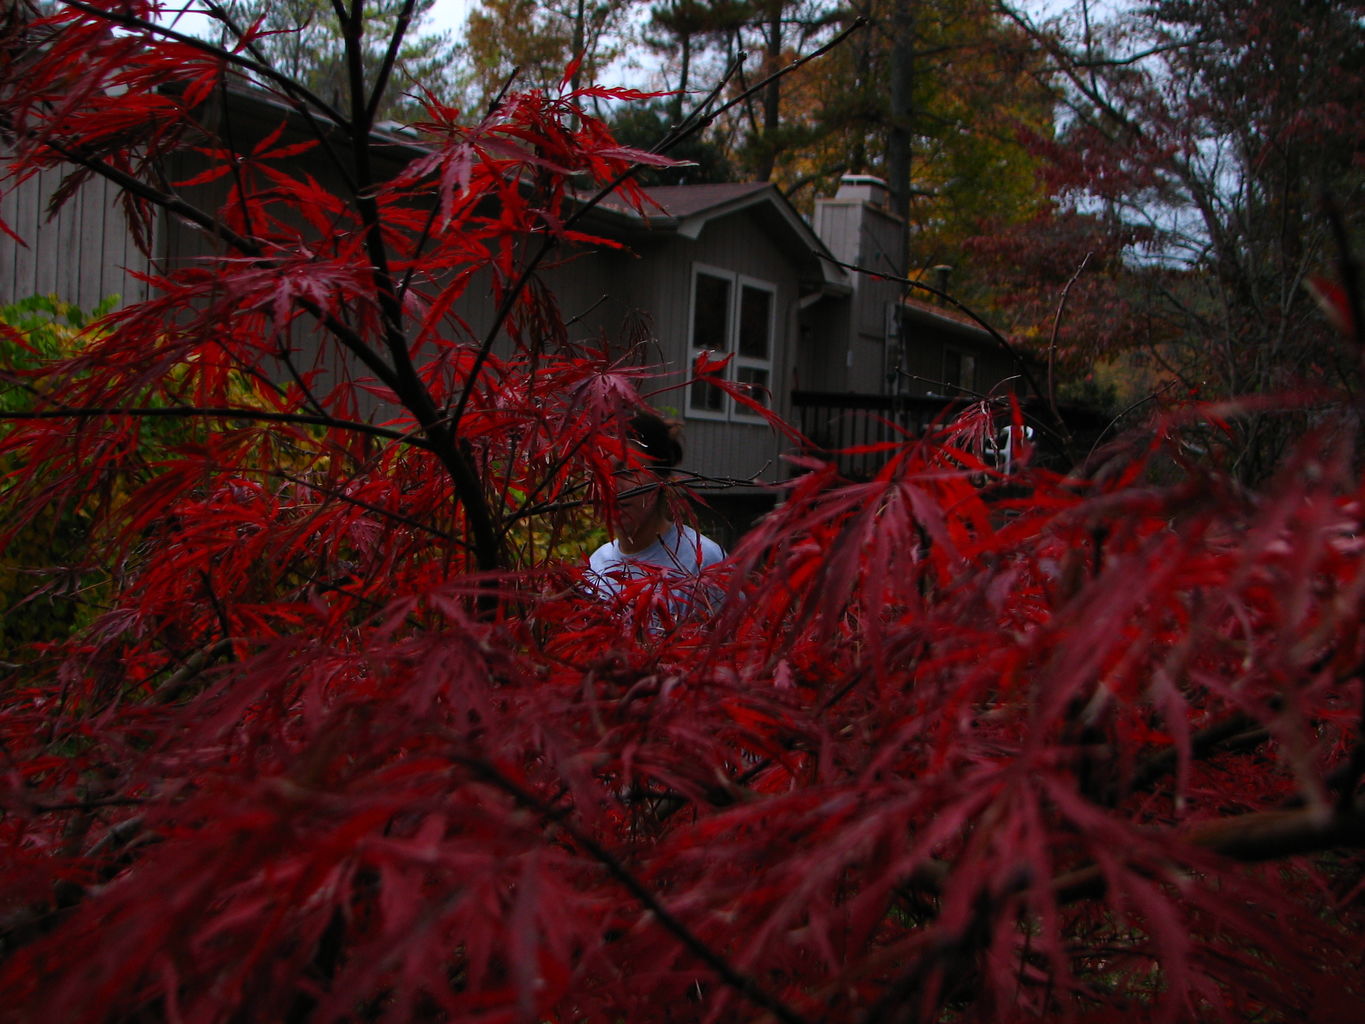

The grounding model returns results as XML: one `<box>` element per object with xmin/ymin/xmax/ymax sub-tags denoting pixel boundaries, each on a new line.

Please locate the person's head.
<box><xmin>627</xmin><ymin>412</ymin><xmax>682</xmax><ymax>476</ymax></box>
<box><xmin>612</xmin><ymin>411</ymin><xmax>683</xmax><ymax>545</ymax></box>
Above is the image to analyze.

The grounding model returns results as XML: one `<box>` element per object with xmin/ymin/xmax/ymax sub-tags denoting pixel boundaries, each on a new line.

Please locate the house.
<box><xmin>551</xmin><ymin>179</ymin><xmax>859</xmax><ymax>533</ymax></box>
<box><xmin>531</xmin><ymin>174</ymin><xmax>1044</xmax><ymax>529</ymax></box>
<box><xmin>2</xmin><ymin>89</ymin><xmax>1038</xmax><ymax>537</ymax></box>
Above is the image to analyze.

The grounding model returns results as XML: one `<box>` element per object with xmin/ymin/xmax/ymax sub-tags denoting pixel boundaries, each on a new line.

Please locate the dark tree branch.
<box><xmin>1054</xmin><ymin>794</ymin><xmax>1365</xmax><ymax>904</ymax></box>
<box><xmin>0</xmin><ymin>402</ymin><xmax>428</xmax><ymax>446</ymax></box>
<box><xmin>450</xmin><ymin>747</ymin><xmax>818</xmax><ymax>1024</ymax></box>
<box><xmin>58</xmin><ymin>0</ymin><xmax>350</xmax><ymax>127</ymax></box>
<box><xmin>364</xmin><ymin>0</ymin><xmax>418</xmax><ymax>125</ymax></box>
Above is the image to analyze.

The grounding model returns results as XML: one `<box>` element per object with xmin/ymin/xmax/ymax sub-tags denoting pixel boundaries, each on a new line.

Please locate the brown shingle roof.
<box><xmin>635</xmin><ymin>182</ymin><xmax>771</xmax><ymax>218</ymax></box>
<box><xmin>901</xmin><ymin>294</ymin><xmax>988</xmax><ymax>333</ymax></box>
<box><xmin>586</xmin><ymin>181</ymin><xmax>849</xmax><ymax>294</ymax></box>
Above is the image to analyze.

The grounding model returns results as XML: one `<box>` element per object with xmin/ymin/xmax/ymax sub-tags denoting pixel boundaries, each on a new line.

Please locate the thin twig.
<box><xmin>1047</xmin><ymin>252</ymin><xmax>1092</xmax><ymax>422</ymax></box>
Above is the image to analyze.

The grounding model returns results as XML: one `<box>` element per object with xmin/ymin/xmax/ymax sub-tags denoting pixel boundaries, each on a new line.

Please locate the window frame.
<box><xmin>684</xmin><ymin>263</ymin><xmax>777</xmax><ymax>423</ymax></box>
<box><xmin>941</xmin><ymin>345</ymin><xmax>978</xmax><ymax>396</ymax></box>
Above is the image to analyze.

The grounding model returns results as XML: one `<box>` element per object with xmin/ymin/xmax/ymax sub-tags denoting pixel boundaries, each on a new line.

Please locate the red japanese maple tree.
<box><xmin>1</xmin><ymin>4</ymin><xmax>1363</xmax><ymax>1022</ymax></box>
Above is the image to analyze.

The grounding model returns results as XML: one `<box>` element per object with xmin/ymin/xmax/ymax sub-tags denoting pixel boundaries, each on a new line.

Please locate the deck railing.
<box><xmin>789</xmin><ymin>390</ymin><xmax>977</xmax><ymax>478</ymax></box>
<box><xmin>790</xmin><ymin>390</ymin><xmax>1108</xmax><ymax>478</ymax></box>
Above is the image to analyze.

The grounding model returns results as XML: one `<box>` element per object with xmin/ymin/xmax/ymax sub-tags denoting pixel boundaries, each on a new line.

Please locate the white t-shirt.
<box><xmin>587</xmin><ymin>523</ymin><xmax>726</xmax><ymax>614</ymax></box>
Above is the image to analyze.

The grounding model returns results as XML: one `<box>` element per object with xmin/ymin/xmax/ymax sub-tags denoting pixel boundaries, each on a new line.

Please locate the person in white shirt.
<box><xmin>587</xmin><ymin>412</ymin><xmax>725</xmax><ymax>616</ymax></box>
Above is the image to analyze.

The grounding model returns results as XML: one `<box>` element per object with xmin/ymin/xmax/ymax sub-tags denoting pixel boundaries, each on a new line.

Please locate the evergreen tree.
<box><xmin>217</xmin><ymin>0</ymin><xmax>460</xmax><ymax>122</ymax></box>
<box><xmin>644</xmin><ymin>0</ymin><xmax>751</xmax><ymax>122</ymax></box>
<box><xmin>606</xmin><ymin>96</ymin><xmax>738</xmax><ymax>183</ymax></box>
<box><xmin>730</xmin><ymin>1</ymin><xmax>1053</xmax><ymax>271</ymax></box>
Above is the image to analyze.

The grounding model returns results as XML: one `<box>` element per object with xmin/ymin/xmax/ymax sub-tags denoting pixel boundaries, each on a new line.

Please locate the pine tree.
<box><xmin>216</xmin><ymin>0</ymin><xmax>460</xmax><ymax>122</ymax></box>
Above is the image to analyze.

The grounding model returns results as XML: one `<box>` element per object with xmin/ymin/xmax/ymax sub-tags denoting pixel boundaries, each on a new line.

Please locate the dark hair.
<box><xmin>629</xmin><ymin>412</ymin><xmax>683</xmax><ymax>475</ymax></box>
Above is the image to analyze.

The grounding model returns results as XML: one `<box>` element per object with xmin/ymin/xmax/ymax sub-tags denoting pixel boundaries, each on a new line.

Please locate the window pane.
<box><xmin>738</xmin><ymin>285</ymin><xmax>771</xmax><ymax>359</ymax></box>
<box><xmin>692</xmin><ymin>273</ymin><xmax>731</xmax><ymax>351</ymax></box>
<box><xmin>690</xmin><ymin>378</ymin><xmax>726</xmax><ymax>412</ymax></box>
<box><xmin>943</xmin><ymin>350</ymin><xmax>963</xmax><ymax>388</ymax></box>
<box><xmin>736</xmin><ymin>366</ymin><xmax>771</xmax><ymax>408</ymax></box>
<box><xmin>944</xmin><ymin>350</ymin><xmax>976</xmax><ymax>392</ymax></box>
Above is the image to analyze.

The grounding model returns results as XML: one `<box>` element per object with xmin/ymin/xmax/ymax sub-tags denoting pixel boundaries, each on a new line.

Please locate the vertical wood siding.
<box><xmin>643</xmin><ymin>216</ymin><xmax>797</xmax><ymax>488</ymax></box>
<box><xmin>1</xmin><ymin>154</ymin><xmax>154</xmax><ymax>311</ymax></box>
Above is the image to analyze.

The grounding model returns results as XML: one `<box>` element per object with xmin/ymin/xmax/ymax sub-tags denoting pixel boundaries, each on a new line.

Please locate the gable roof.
<box><xmin>636</xmin><ymin>182</ymin><xmax>774</xmax><ymax>224</ymax></box>
<box><xmin>589</xmin><ymin>182</ymin><xmax>850</xmax><ymax>296</ymax></box>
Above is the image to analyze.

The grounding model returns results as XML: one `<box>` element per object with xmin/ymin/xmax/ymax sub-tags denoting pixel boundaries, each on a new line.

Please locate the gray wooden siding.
<box><xmin>1</xmin><ymin>152</ymin><xmax>155</xmax><ymax>311</ymax></box>
<box><xmin>797</xmin><ymin>298</ymin><xmax>850</xmax><ymax>391</ymax></box>
<box><xmin>624</xmin><ymin>215</ymin><xmax>800</xmax><ymax>488</ymax></box>
<box><xmin>438</xmin><ymin>226</ymin><xmax>796</xmax><ymax>491</ymax></box>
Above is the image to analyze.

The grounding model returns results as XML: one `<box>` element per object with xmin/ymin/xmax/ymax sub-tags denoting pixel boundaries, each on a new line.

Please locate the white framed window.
<box><xmin>685</xmin><ymin>263</ymin><xmax>775</xmax><ymax>422</ymax></box>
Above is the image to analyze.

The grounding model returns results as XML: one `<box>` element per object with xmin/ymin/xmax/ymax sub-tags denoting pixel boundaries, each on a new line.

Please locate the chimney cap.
<box><xmin>835</xmin><ymin>174</ymin><xmax>890</xmax><ymax>206</ymax></box>
<box><xmin>839</xmin><ymin>174</ymin><xmax>887</xmax><ymax>185</ymax></box>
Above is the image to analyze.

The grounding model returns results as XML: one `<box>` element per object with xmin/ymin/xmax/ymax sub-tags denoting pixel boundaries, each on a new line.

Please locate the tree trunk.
<box><xmin>887</xmin><ymin>0</ymin><xmax>915</xmax><ymax>273</ymax></box>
